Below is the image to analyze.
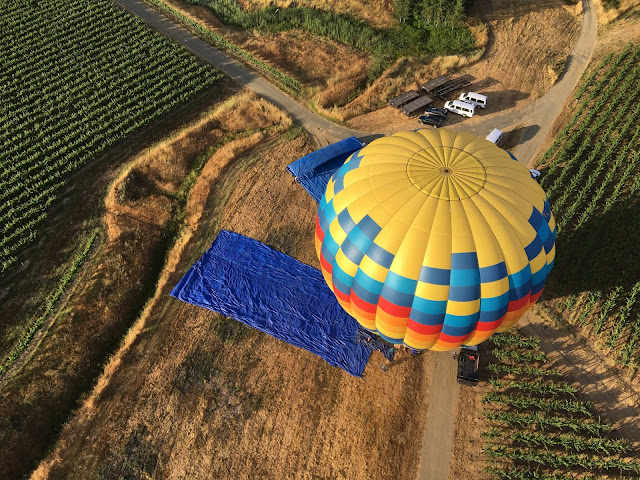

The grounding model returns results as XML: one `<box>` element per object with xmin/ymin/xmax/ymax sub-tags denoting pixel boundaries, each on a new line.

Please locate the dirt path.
<box><xmin>459</xmin><ymin>0</ymin><xmax>597</xmax><ymax>165</ymax></box>
<box><xmin>110</xmin><ymin>2</ymin><xmax>599</xmax><ymax>479</ymax></box>
<box><xmin>115</xmin><ymin>0</ymin><xmax>363</xmax><ymax>147</ymax></box>
<box><xmin>417</xmin><ymin>352</ymin><xmax>460</xmax><ymax>480</ymax></box>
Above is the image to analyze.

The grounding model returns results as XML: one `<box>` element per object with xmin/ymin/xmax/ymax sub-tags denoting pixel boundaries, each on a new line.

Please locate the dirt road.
<box><xmin>115</xmin><ymin>0</ymin><xmax>363</xmax><ymax>147</ymax></box>
<box><xmin>459</xmin><ymin>0</ymin><xmax>597</xmax><ymax>165</ymax></box>
<box><xmin>111</xmin><ymin>2</ymin><xmax>598</xmax><ymax>479</ymax></box>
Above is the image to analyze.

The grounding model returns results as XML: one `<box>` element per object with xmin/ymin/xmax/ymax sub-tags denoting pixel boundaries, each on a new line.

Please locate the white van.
<box><xmin>459</xmin><ymin>92</ymin><xmax>487</xmax><ymax>109</ymax></box>
<box><xmin>486</xmin><ymin>128</ymin><xmax>503</xmax><ymax>145</ymax></box>
<box><xmin>444</xmin><ymin>100</ymin><xmax>475</xmax><ymax>117</ymax></box>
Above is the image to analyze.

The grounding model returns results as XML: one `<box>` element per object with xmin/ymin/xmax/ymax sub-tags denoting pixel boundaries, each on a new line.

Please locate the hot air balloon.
<box><xmin>315</xmin><ymin>129</ymin><xmax>555</xmax><ymax>351</ymax></box>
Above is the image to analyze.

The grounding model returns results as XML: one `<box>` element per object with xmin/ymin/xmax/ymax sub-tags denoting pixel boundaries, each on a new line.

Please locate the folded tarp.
<box><xmin>170</xmin><ymin>230</ymin><xmax>371</xmax><ymax>377</ymax></box>
<box><xmin>286</xmin><ymin>136</ymin><xmax>363</xmax><ymax>203</ymax></box>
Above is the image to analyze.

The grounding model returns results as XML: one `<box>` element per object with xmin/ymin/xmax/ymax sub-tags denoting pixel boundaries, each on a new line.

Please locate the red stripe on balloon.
<box><xmin>530</xmin><ymin>289</ymin><xmax>543</xmax><ymax>303</ymax></box>
<box><xmin>351</xmin><ymin>291</ymin><xmax>377</xmax><ymax>314</ymax></box>
<box><xmin>507</xmin><ymin>295</ymin><xmax>530</xmax><ymax>312</ymax></box>
<box><xmin>319</xmin><ymin>253</ymin><xmax>333</xmax><ymax>274</ymax></box>
<box><xmin>474</xmin><ymin>318</ymin><xmax>504</xmax><ymax>331</ymax></box>
<box><xmin>407</xmin><ymin>319</ymin><xmax>443</xmax><ymax>335</ymax></box>
<box><xmin>315</xmin><ymin>215</ymin><xmax>325</xmax><ymax>242</ymax></box>
<box><xmin>333</xmin><ymin>285</ymin><xmax>351</xmax><ymax>304</ymax></box>
<box><xmin>378</xmin><ymin>296</ymin><xmax>412</xmax><ymax>317</ymax></box>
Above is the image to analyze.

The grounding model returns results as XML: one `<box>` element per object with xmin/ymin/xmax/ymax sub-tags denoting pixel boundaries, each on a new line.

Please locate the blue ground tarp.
<box><xmin>286</xmin><ymin>136</ymin><xmax>363</xmax><ymax>202</ymax></box>
<box><xmin>170</xmin><ymin>230</ymin><xmax>371</xmax><ymax>376</ymax></box>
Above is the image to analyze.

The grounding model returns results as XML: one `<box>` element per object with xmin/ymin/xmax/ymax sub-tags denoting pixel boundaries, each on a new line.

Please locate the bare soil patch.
<box><xmin>31</xmin><ymin>96</ymin><xmax>437</xmax><ymax>479</ymax></box>
<box><xmin>348</xmin><ymin>0</ymin><xmax>580</xmax><ymax>134</ymax></box>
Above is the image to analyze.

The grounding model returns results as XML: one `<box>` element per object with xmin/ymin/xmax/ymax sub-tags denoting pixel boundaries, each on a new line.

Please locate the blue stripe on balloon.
<box><xmin>543</xmin><ymin>198</ymin><xmax>551</xmax><ymax>220</ymax></box>
<box><xmin>528</xmin><ymin>208</ymin><xmax>543</xmax><ymax>231</ymax></box>
<box><xmin>332</xmin><ymin>271</ymin><xmax>352</xmax><ymax>296</ymax></box>
<box><xmin>479</xmin><ymin>262</ymin><xmax>507</xmax><ymax>283</ymax></box>
<box><xmin>353</xmin><ymin>269</ymin><xmax>384</xmax><ymax>297</ymax></box>
<box><xmin>381</xmin><ymin>285</ymin><xmax>415</xmax><ymax>308</ymax></box>
<box><xmin>419</xmin><ymin>266</ymin><xmax>451</xmax><ymax>285</ymax></box>
<box><xmin>366</xmin><ymin>242</ymin><xmax>395</xmax><ymax>269</ymax></box>
<box><xmin>335</xmin><ymin>149</ymin><xmax>364</xmax><ymax>179</ymax></box>
<box><xmin>321</xmin><ymin>233</ymin><xmax>340</xmax><ymax>264</ymax></box>
<box><xmin>337</xmin><ymin>209</ymin><xmax>356</xmax><ymax>234</ymax></box>
<box><xmin>410</xmin><ymin>308</ymin><xmax>447</xmax><ymax>326</ymax></box>
<box><xmin>524</xmin><ymin>238</ymin><xmax>543</xmax><ymax>261</ymax></box>
<box><xmin>333</xmin><ymin>174</ymin><xmax>345</xmax><ymax>194</ymax></box>
<box><xmin>450</xmin><ymin>268</ymin><xmax>481</xmax><ymax>287</ymax></box>
<box><xmin>318</xmin><ymin>200</ymin><xmax>337</xmax><ymax>232</ymax></box>
<box><xmin>385</xmin><ymin>270</ymin><xmax>418</xmax><ymax>295</ymax></box>
<box><xmin>332</xmin><ymin>263</ymin><xmax>354</xmax><ymax>292</ymax></box>
<box><xmin>452</xmin><ymin>252</ymin><xmax>479</xmax><ymax>269</ymax></box>
<box><xmin>378</xmin><ymin>330</ymin><xmax>403</xmax><ymax>344</ymax></box>
<box><xmin>543</xmin><ymin>229</ymin><xmax>555</xmax><ymax>253</ymax></box>
<box><xmin>531</xmin><ymin>280</ymin><xmax>545</xmax><ymax>295</ymax></box>
<box><xmin>348</xmin><ymin>225</ymin><xmax>375</xmax><ymax>252</ymax></box>
<box><xmin>441</xmin><ymin>322</ymin><xmax>476</xmax><ymax>337</ymax></box>
<box><xmin>443</xmin><ymin>312</ymin><xmax>479</xmax><ymax>328</ymax></box>
<box><xmin>412</xmin><ymin>296</ymin><xmax>448</xmax><ymax>316</ymax></box>
<box><xmin>477</xmin><ymin>305</ymin><xmax>509</xmax><ymax>323</ymax></box>
<box><xmin>352</xmin><ymin>277</ymin><xmax>381</xmax><ymax>304</ymax></box>
<box><xmin>480</xmin><ymin>292</ymin><xmax>510</xmax><ymax>311</ymax></box>
<box><xmin>358</xmin><ymin>215</ymin><xmax>382</xmax><ymax>241</ymax></box>
<box><xmin>448</xmin><ymin>284</ymin><xmax>481</xmax><ymax>302</ymax></box>
<box><xmin>341</xmin><ymin>237</ymin><xmax>366</xmax><ymax>265</ymax></box>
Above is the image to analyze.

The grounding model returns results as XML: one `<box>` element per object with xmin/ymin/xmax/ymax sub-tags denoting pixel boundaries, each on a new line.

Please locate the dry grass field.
<box><xmin>237</xmin><ymin>0</ymin><xmax>397</xmax><ymax>28</ymax></box>
<box><xmin>30</xmin><ymin>92</ymin><xmax>436</xmax><ymax>480</ymax></box>
<box><xmin>348</xmin><ymin>0</ymin><xmax>580</xmax><ymax>134</ymax></box>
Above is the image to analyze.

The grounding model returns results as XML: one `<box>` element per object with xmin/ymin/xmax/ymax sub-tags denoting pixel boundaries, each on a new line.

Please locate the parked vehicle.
<box><xmin>460</xmin><ymin>91</ymin><xmax>488</xmax><ymax>108</ymax></box>
<box><xmin>454</xmin><ymin>345</ymin><xmax>479</xmax><ymax>386</ymax></box>
<box><xmin>529</xmin><ymin>169</ymin><xmax>541</xmax><ymax>182</ymax></box>
<box><xmin>486</xmin><ymin>128</ymin><xmax>503</xmax><ymax>145</ymax></box>
<box><xmin>418</xmin><ymin>114</ymin><xmax>443</xmax><ymax>128</ymax></box>
<box><xmin>425</xmin><ymin>107</ymin><xmax>448</xmax><ymax>117</ymax></box>
<box><xmin>444</xmin><ymin>100</ymin><xmax>475</xmax><ymax>117</ymax></box>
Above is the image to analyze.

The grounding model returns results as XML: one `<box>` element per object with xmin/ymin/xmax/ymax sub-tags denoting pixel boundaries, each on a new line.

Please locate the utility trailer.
<box><xmin>454</xmin><ymin>345</ymin><xmax>479</xmax><ymax>386</ymax></box>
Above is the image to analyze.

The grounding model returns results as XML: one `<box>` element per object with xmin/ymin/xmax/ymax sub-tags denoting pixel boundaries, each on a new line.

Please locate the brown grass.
<box><xmin>237</xmin><ymin>0</ymin><xmax>397</xmax><ymax>28</ymax></box>
<box><xmin>594</xmin><ymin>0</ymin><xmax>640</xmax><ymax>24</ymax></box>
<box><xmin>30</xmin><ymin>96</ymin><xmax>436</xmax><ymax>479</ymax></box>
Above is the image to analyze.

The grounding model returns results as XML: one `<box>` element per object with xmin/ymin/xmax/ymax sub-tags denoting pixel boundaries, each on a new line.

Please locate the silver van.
<box><xmin>460</xmin><ymin>92</ymin><xmax>487</xmax><ymax>109</ymax></box>
<box><xmin>444</xmin><ymin>100</ymin><xmax>475</xmax><ymax>118</ymax></box>
<box><xmin>486</xmin><ymin>128</ymin><xmax>503</xmax><ymax>145</ymax></box>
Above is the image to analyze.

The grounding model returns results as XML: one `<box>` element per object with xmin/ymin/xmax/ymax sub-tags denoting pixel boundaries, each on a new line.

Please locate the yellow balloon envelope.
<box><xmin>315</xmin><ymin>129</ymin><xmax>555</xmax><ymax>351</ymax></box>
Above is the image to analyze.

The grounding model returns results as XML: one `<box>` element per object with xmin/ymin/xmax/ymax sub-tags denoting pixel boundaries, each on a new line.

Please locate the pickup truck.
<box><xmin>454</xmin><ymin>345</ymin><xmax>479</xmax><ymax>386</ymax></box>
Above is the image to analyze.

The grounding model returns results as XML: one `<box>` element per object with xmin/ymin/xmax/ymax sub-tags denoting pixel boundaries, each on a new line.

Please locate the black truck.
<box><xmin>454</xmin><ymin>345</ymin><xmax>479</xmax><ymax>386</ymax></box>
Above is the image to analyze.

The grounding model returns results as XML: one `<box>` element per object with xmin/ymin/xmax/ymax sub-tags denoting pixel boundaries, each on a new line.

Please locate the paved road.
<box><xmin>113</xmin><ymin>1</ymin><xmax>598</xmax><ymax>479</ymax></box>
<box><xmin>115</xmin><ymin>0</ymin><xmax>363</xmax><ymax>147</ymax></box>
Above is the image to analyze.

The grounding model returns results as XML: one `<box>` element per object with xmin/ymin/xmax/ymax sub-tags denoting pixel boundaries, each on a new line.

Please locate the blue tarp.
<box><xmin>170</xmin><ymin>230</ymin><xmax>371</xmax><ymax>376</ymax></box>
<box><xmin>286</xmin><ymin>136</ymin><xmax>363</xmax><ymax>202</ymax></box>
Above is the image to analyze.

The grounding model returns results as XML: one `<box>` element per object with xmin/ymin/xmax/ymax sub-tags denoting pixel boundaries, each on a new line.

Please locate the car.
<box><xmin>529</xmin><ymin>169</ymin><xmax>541</xmax><ymax>182</ymax></box>
<box><xmin>425</xmin><ymin>107</ymin><xmax>448</xmax><ymax>117</ymax></box>
<box><xmin>454</xmin><ymin>345</ymin><xmax>479</xmax><ymax>386</ymax></box>
<box><xmin>418</xmin><ymin>114</ymin><xmax>443</xmax><ymax>128</ymax></box>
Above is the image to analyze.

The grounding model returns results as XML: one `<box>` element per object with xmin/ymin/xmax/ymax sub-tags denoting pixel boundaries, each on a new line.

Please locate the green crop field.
<box><xmin>536</xmin><ymin>43</ymin><xmax>640</xmax><ymax>374</ymax></box>
<box><xmin>482</xmin><ymin>333</ymin><xmax>640</xmax><ymax>479</ymax></box>
<box><xmin>0</xmin><ymin>0</ymin><xmax>222</xmax><ymax>275</ymax></box>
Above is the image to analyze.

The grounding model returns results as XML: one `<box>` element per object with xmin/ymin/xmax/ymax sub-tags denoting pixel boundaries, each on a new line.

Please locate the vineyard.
<box><xmin>482</xmin><ymin>333</ymin><xmax>640</xmax><ymax>479</ymax></box>
<box><xmin>536</xmin><ymin>42</ymin><xmax>640</xmax><ymax>375</ymax></box>
<box><xmin>0</xmin><ymin>0</ymin><xmax>222</xmax><ymax>275</ymax></box>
